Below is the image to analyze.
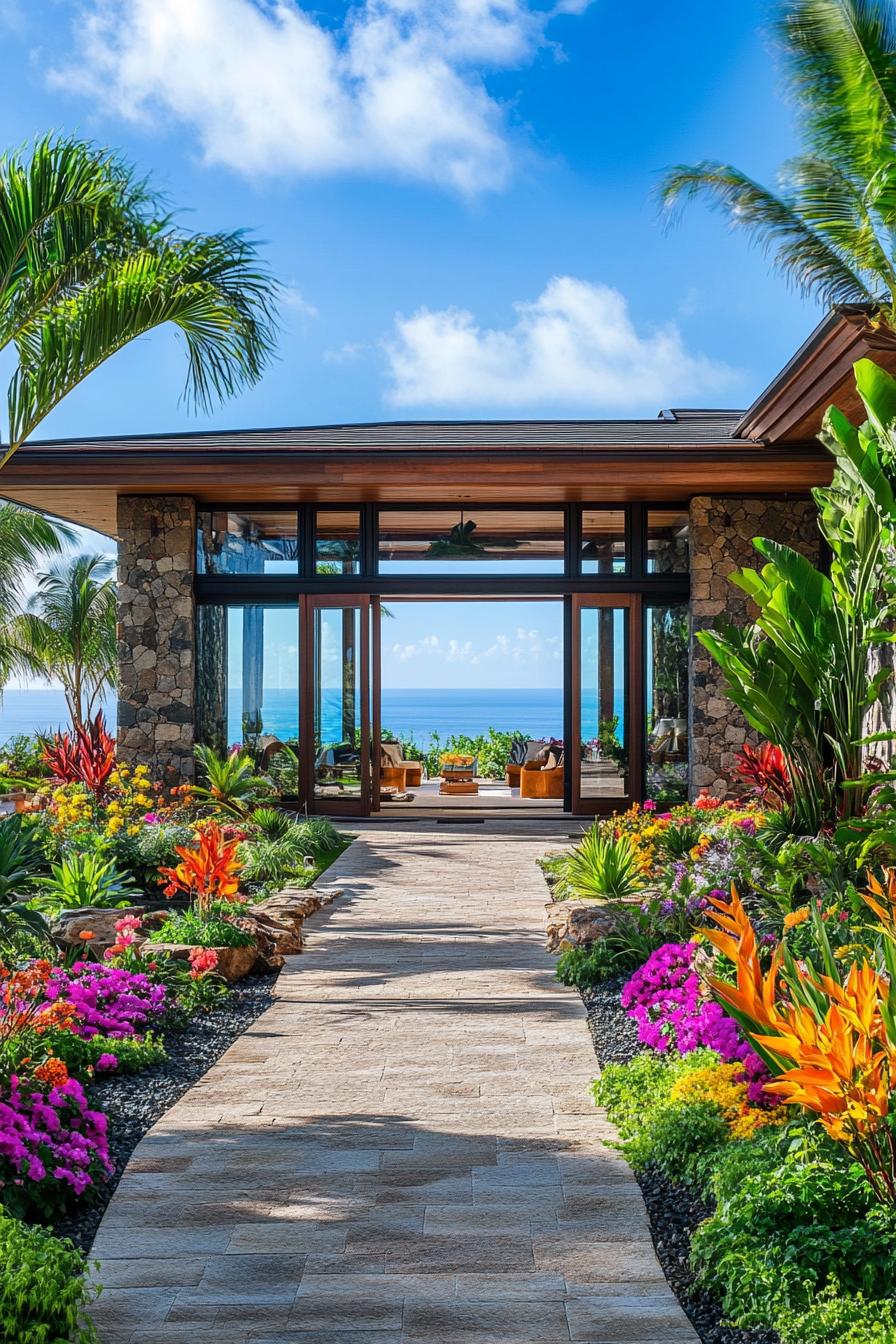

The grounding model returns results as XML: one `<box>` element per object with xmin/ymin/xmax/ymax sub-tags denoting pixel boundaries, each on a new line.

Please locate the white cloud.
<box><xmin>389</xmin><ymin>626</ymin><xmax>558</xmax><ymax>669</ymax></box>
<box><xmin>384</xmin><ymin>276</ymin><xmax>740</xmax><ymax>408</ymax></box>
<box><xmin>324</xmin><ymin>342</ymin><xmax>367</xmax><ymax>365</ymax></box>
<box><xmin>281</xmin><ymin>286</ymin><xmax>317</xmax><ymax>318</ymax></box>
<box><xmin>51</xmin><ymin>0</ymin><xmax>588</xmax><ymax>194</ymax></box>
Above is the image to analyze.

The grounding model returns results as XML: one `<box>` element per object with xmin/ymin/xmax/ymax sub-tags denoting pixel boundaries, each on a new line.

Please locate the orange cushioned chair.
<box><xmin>520</xmin><ymin>751</ymin><xmax>564</xmax><ymax>799</ymax></box>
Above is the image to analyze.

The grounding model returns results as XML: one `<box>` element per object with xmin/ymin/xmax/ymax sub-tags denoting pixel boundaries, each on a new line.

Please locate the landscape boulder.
<box><xmin>544</xmin><ymin>899</ymin><xmax>624</xmax><ymax>953</ymax></box>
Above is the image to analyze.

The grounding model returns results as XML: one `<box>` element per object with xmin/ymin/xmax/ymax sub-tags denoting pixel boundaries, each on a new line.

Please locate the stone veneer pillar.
<box><xmin>689</xmin><ymin>496</ymin><xmax>821</xmax><ymax>798</ymax></box>
<box><xmin>116</xmin><ymin>496</ymin><xmax>196</xmax><ymax>787</ymax></box>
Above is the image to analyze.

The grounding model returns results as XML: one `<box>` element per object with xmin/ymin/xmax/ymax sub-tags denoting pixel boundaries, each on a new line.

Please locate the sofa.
<box><xmin>520</xmin><ymin>747</ymin><xmax>564</xmax><ymax>799</ymax></box>
<box><xmin>507</xmin><ymin>739</ymin><xmax>563</xmax><ymax>791</ymax></box>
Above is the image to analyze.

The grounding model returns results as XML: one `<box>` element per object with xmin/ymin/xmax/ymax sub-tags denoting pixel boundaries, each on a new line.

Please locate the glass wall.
<box><xmin>378</xmin><ymin>509</ymin><xmax>565</xmax><ymax>574</ymax></box>
<box><xmin>313</xmin><ymin>606</ymin><xmax>364</xmax><ymax>802</ymax></box>
<box><xmin>578</xmin><ymin>605</ymin><xmax>629</xmax><ymax>801</ymax></box>
<box><xmin>197</xmin><ymin>509</ymin><xmax>299</xmax><ymax>575</ymax></box>
<box><xmin>645</xmin><ymin>603</ymin><xmax>689</xmax><ymax>804</ymax></box>
<box><xmin>316</xmin><ymin>510</ymin><xmax>361</xmax><ymax>575</ymax></box>
<box><xmin>581</xmin><ymin>509</ymin><xmax>626</xmax><ymax>574</ymax></box>
<box><xmin>647</xmin><ymin>509</ymin><xmax>689</xmax><ymax>573</ymax></box>
<box><xmin>196</xmin><ymin>603</ymin><xmax>300</xmax><ymax>793</ymax></box>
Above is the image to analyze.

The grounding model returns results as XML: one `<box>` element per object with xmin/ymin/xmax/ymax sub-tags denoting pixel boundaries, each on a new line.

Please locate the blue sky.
<box><xmin>0</xmin><ymin>0</ymin><xmax>821</xmax><ymax>692</ymax></box>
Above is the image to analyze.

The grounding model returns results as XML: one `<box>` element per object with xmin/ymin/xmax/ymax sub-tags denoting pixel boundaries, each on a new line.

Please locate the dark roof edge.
<box><xmin>20</xmin><ymin>412</ymin><xmax>746</xmax><ymax>451</ymax></box>
<box><xmin>732</xmin><ymin>304</ymin><xmax>874</xmax><ymax>439</ymax></box>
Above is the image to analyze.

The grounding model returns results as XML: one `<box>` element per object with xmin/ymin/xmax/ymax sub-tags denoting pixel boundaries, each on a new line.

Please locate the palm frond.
<box><xmin>0</xmin><ymin>134</ymin><xmax>160</xmax><ymax>348</ymax></box>
<box><xmin>660</xmin><ymin>160</ymin><xmax>876</xmax><ymax>306</ymax></box>
<box><xmin>7</xmin><ymin>234</ymin><xmax>278</xmax><ymax>458</ymax></box>
<box><xmin>779</xmin><ymin>0</ymin><xmax>896</xmax><ymax>183</ymax></box>
<box><xmin>784</xmin><ymin>154</ymin><xmax>896</xmax><ymax>298</ymax></box>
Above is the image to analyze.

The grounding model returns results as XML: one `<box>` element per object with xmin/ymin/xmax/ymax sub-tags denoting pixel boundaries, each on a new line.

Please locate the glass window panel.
<box><xmin>647</xmin><ymin>509</ymin><xmax>689</xmax><ymax>573</ymax></box>
<box><xmin>197</xmin><ymin>509</ymin><xmax>299</xmax><ymax>574</ymax></box>
<box><xmin>195</xmin><ymin>603</ymin><xmax>299</xmax><ymax>794</ymax></box>
<box><xmin>314</xmin><ymin>607</ymin><xmax>364</xmax><ymax>800</ymax></box>
<box><xmin>645</xmin><ymin>603</ymin><xmax>689</xmax><ymax>805</ymax></box>
<box><xmin>378</xmin><ymin>509</ymin><xmax>565</xmax><ymax>574</ymax></box>
<box><xmin>578</xmin><ymin>606</ymin><xmax>629</xmax><ymax>801</ymax></box>
<box><xmin>316</xmin><ymin>510</ymin><xmax>361</xmax><ymax>575</ymax></box>
<box><xmin>581</xmin><ymin>509</ymin><xmax>626</xmax><ymax>574</ymax></box>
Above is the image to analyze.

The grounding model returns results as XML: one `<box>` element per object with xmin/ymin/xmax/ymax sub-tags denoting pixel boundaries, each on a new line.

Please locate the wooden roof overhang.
<box><xmin>735</xmin><ymin>304</ymin><xmax>896</xmax><ymax>443</ymax></box>
<box><xmin>0</xmin><ymin>434</ymin><xmax>830</xmax><ymax>538</ymax></box>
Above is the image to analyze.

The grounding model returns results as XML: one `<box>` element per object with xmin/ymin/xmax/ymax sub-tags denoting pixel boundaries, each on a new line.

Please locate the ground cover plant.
<box><xmin>556</xmin><ymin>357</ymin><xmax>896</xmax><ymax>1341</ymax></box>
<box><xmin>0</xmin><ymin>722</ymin><xmax>349</xmax><ymax>1338</ymax></box>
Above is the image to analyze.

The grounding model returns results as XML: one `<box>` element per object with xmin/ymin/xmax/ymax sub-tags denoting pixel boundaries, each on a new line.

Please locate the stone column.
<box><xmin>116</xmin><ymin>496</ymin><xmax>196</xmax><ymax>787</ymax></box>
<box><xmin>689</xmin><ymin>496</ymin><xmax>820</xmax><ymax>798</ymax></box>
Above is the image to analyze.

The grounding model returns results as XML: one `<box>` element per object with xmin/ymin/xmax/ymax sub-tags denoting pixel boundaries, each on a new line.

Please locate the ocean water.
<box><xmin>0</xmin><ymin>687</ymin><xmax>616</xmax><ymax>750</ymax></box>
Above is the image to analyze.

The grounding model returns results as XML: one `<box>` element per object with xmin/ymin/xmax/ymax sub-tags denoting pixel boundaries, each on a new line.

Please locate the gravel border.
<box><xmin>53</xmin><ymin>972</ymin><xmax>278</xmax><ymax>1254</ymax></box>
<box><xmin>582</xmin><ymin>978</ymin><xmax>779</xmax><ymax>1344</ymax></box>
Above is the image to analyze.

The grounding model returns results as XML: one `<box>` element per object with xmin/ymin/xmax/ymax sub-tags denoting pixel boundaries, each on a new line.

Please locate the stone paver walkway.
<box><xmin>90</xmin><ymin>822</ymin><xmax>698</xmax><ymax>1343</ymax></box>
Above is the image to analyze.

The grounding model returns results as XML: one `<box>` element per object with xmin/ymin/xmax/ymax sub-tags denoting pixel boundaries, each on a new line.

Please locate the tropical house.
<box><xmin>0</xmin><ymin>306</ymin><xmax>889</xmax><ymax>817</ymax></box>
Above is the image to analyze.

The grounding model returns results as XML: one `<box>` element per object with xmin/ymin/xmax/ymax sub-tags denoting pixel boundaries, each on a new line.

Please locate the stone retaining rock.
<box><xmin>544</xmin><ymin>899</ymin><xmax>621</xmax><ymax>953</ymax></box>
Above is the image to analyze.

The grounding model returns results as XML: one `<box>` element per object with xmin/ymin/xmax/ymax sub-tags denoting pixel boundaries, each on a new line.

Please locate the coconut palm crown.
<box><xmin>661</xmin><ymin>0</ymin><xmax>896</xmax><ymax>322</ymax></box>
<box><xmin>0</xmin><ymin>134</ymin><xmax>278</xmax><ymax>468</ymax></box>
<box><xmin>11</xmin><ymin>552</ymin><xmax>117</xmax><ymax>728</ymax></box>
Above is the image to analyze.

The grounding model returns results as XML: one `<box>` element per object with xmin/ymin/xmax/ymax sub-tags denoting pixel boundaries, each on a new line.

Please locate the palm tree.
<box><xmin>1</xmin><ymin>135</ymin><xmax>278</xmax><ymax>468</ymax></box>
<box><xmin>0</xmin><ymin>504</ymin><xmax>72</xmax><ymax>687</ymax></box>
<box><xmin>660</xmin><ymin>0</ymin><xmax>896</xmax><ymax>320</ymax></box>
<box><xmin>12</xmin><ymin>552</ymin><xmax>117</xmax><ymax>728</ymax></box>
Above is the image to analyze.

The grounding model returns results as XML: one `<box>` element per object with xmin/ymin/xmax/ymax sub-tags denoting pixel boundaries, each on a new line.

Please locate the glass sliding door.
<box><xmin>571</xmin><ymin>594</ymin><xmax>642</xmax><ymax>814</ymax></box>
<box><xmin>301</xmin><ymin>595</ymin><xmax>377</xmax><ymax>815</ymax></box>
<box><xmin>645</xmin><ymin>603</ymin><xmax>689</xmax><ymax>805</ymax></box>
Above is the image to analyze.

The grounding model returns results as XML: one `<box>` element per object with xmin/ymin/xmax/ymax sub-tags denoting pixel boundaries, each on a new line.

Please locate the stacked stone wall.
<box><xmin>689</xmin><ymin>495</ymin><xmax>820</xmax><ymax>797</ymax></box>
<box><xmin>116</xmin><ymin>496</ymin><xmax>196</xmax><ymax>786</ymax></box>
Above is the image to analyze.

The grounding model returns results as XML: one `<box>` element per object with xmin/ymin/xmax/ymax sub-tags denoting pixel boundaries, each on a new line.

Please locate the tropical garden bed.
<box><xmin>541</xmin><ymin>361</ymin><xmax>896</xmax><ymax>1344</ymax></box>
<box><xmin>0</xmin><ymin>724</ymin><xmax>349</xmax><ymax>1344</ymax></box>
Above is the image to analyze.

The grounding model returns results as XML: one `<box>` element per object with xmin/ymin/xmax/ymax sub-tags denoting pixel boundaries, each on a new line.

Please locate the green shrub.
<box><xmin>552</xmin><ymin>825</ymin><xmax>645</xmax><ymax>901</ymax></box>
<box><xmin>555</xmin><ymin>942</ymin><xmax>616</xmax><ymax>990</ymax></box>
<box><xmin>148</xmin><ymin>909</ymin><xmax>255</xmax><ymax>948</ymax></box>
<box><xmin>775</xmin><ymin>1291</ymin><xmax>896</xmax><ymax>1343</ymax></box>
<box><xmin>110</xmin><ymin>821</ymin><xmax>195</xmax><ymax>892</ymax></box>
<box><xmin>249</xmin><ymin>806</ymin><xmax>294</xmax><ymax>839</ymax></box>
<box><xmin>34</xmin><ymin>851</ymin><xmax>136</xmax><ymax>911</ymax></box>
<box><xmin>47</xmin><ymin>1029</ymin><xmax>168</xmax><ymax>1077</ymax></box>
<box><xmin>691</xmin><ymin>1127</ymin><xmax>896</xmax><ymax>1330</ymax></box>
<box><xmin>656</xmin><ymin>819</ymin><xmax>704</xmax><ymax>860</ymax></box>
<box><xmin>593</xmin><ymin>1049</ymin><xmax>729</xmax><ymax>1187</ymax></box>
<box><xmin>0</xmin><ymin>1214</ymin><xmax>97</xmax><ymax>1344</ymax></box>
<box><xmin>293</xmin><ymin>816</ymin><xmax>343</xmax><ymax>857</ymax></box>
<box><xmin>240</xmin><ymin>832</ymin><xmax>307</xmax><ymax>886</ymax></box>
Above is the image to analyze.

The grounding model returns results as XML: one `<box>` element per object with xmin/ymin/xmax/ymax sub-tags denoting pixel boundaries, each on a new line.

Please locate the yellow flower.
<box><xmin>783</xmin><ymin>907</ymin><xmax>810</xmax><ymax>929</ymax></box>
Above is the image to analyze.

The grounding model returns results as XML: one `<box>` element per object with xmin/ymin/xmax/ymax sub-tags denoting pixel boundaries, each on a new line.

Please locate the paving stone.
<box><xmin>89</xmin><ymin>824</ymin><xmax>696</xmax><ymax>1342</ymax></box>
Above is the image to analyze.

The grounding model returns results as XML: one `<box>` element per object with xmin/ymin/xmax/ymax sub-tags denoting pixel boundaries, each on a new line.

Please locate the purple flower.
<box><xmin>42</xmin><ymin>963</ymin><xmax>169</xmax><ymax>1039</ymax></box>
<box><xmin>0</xmin><ymin>1074</ymin><xmax>113</xmax><ymax>1215</ymax></box>
<box><xmin>736</xmin><ymin>818</ymin><xmax>757</xmax><ymax>837</ymax></box>
<box><xmin>621</xmin><ymin>942</ymin><xmax>774</xmax><ymax>1104</ymax></box>
<box><xmin>95</xmin><ymin>1054</ymin><xmax>119</xmax><ymax>1072</ymax></box>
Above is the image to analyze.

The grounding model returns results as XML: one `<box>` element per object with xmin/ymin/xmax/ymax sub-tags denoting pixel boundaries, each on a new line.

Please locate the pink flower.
<box><xmin>115</xmin><ymin>915</ymin><xmax>142</xmax><ymax>934</ymax></box>
<box><xmin>642</xmin><ymin>800</ymin><xmax>657</xmax><ymax>812</ymax></box>
<box><xmin>95</xmin><ymin>1053</ymin><xmax>119</xmax><ymax>1072</ymax></box>
<box><xmin>143</xmin><ymin>812</ymin><xmax>160</xmax><ymax>824</ymax></box>
<box><xmin>188</xmin><ymin>947</ymin><xmax>219</xmax><ymax>979</ymax></box>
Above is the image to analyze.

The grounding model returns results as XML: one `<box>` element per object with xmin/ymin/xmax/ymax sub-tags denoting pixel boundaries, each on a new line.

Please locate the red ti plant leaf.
<box><xmin>735</xmin><ymin>741</ymin><xmax>793</xmax><ymax>807</ymax></box>
<box><xmin>42</xmin><ymin>711</ymin><xmax>116</xmax><ymax>798</ymax></box>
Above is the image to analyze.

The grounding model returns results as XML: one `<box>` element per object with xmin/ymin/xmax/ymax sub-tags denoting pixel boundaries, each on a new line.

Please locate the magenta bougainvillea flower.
<box><xmin>0</xmin><ymin>1074</ymin><xmax>113</xmax><ymax>1214</ymax></box>
<box><xmin>621</xmin><ymin>941</ymin><xmax>770</xmax><ymax>1104</ymax></box>
<box><xmin>41</xmin><ymin>962</ymin><xmax>169</xmax><ymax>1039</ymax></box>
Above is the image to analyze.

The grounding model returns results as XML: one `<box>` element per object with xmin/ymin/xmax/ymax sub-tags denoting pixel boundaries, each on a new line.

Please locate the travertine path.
<box><xmin>90</xmin><ymin>822</ymin><xmax>698</xmax><ymax>1343</ymax></box>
